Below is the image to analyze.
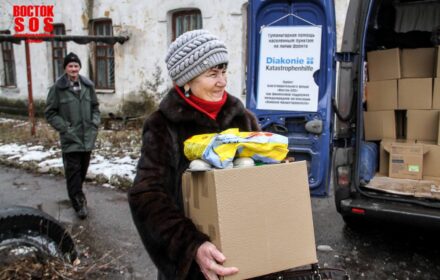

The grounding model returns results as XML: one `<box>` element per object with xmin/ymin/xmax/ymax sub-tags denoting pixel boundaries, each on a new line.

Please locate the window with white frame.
<box><xmin>51</xmin><ymin>24</ymin><xmax>67</xmax><ymax>81</ymax></box>
<box><xmin>172</xmin><ymin>9</ymin><xmax>202</xmax><ymax>41</ymax></box>
<box><xmin>0</xmin><ymin>30</ymin><xmax>16</xmax><ymax>86</ymax></box>
<box><xmin>92</xmin><ymin>19</ymin><xmax>115</xmax><ymax>89</ymax></box>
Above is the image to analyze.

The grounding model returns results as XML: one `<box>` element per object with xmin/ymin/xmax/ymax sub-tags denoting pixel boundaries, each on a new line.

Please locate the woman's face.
<box><xmin>188</xmin><ymin>66</ymin><xmax>227</xmax><ymax>102</ymax></box>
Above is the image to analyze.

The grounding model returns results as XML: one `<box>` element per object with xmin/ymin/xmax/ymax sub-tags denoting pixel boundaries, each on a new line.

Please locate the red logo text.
<box><xmin>13</xmin><ymin>5</ymin><xmax>54</xmax><ymax>43</ymax></box>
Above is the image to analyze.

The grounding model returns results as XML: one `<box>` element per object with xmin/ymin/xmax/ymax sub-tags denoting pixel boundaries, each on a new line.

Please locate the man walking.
<box><xmin>45</xmin><ymin>52</ymin><xmax>100</xmax><ymax>219</ymax></box>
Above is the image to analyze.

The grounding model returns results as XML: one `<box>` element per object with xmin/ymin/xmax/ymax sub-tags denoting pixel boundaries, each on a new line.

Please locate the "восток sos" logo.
<box><xmin>13</xmin><ymin>5</ymin><xmax>54</xmax><ymax>43</ymax></box>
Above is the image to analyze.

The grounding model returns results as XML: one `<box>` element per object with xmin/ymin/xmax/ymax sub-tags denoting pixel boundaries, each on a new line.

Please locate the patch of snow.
<box><xmin>9</xmin><ymin>246</ymin><xmax>38</xmax><ymax>256</ymax></box>
<box><xmin>7</xmin><ymin>154</ymin><xmax>21</xmax><ymax>160</ymax></box>
<box><xmin>13</xmin><ymin>122</ymin><xmax>28</xmax><ymax>128</ymax></box>
<box><xmin>102</xmin><ymin>183</ymin><xmax>116</xmax><ymax>189</ymax></box>
<box><xmin>20</xmin><ymin>150</ymin><xmax>54</xmax><ymax>161</ymax></box>
<box><xmin>28</xmin><ymin>145</ymin><xmax>44</xmax><ymax>151</ymax></box>
<box><xmin>0</xmin><ymin>118</ymin><xmax>24</xmax><ymax>124</ymax></box>
<box><xmin>0</xmin><ymin>139</ymin><xmax>138</xmax><ymax>187</ymax></box>
<box><xmin>39</xmin><ymin>158</ymin><xmax>63</xmax><ymax>168</ymax></box>
<box><xmin>88</xmin><ymin>157</ymin><xmax>136</xmax><ymax>181</ymax></box>
<box><xmin>0</xmin><ymin>144</ymin><xmax>27</xmax><ymax>156</ymax></box>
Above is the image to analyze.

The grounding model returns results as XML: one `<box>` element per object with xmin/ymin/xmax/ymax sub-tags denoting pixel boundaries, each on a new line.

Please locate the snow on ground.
<box><xmin>39</xmin><ymin>158</ymin><xmax>64</xmax><ymax>169</ymax></box>
<box><xmin>0</xmin><ymin>144</ymin><xmax>29</xmax><ymax>156</ymax></box>
<box><xmin>88</xmin><ymin>155</ymin><xmax>137</xmax><ymax>181</ymax></box>
<box><xmin>0</xmin><ymin>144</ymin><xmax>57</xmax><ymax>162</ymax></box>
<box><xmin>0</xmin><ymin>117</ymin><xmax>139</xmax><ymax>188</ymax></box>
<box><xmin>0</xmin><ymin>118</ymin><xmax>25</xmax><ymax>124</ymax></box>
<box><xmin>0</xmin><ymin>140</ymin><xmax>138</xmax><ymax>188</ymax></box>
<box><xmin>0</xmin><ymin>142</ymin><xmax>138</xmax><ymax>186</ymax></box>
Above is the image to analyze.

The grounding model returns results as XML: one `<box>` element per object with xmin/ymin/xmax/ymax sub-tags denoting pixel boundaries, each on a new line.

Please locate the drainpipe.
<box><xmin>25</xmin><ymin>41</ymin><xmax>35</xmax><ymax>136</ymax></box>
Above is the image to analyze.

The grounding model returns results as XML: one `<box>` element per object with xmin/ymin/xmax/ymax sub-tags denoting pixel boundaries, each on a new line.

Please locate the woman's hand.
<box><xmin>195</xmin><ymin>241</ymin><xmax>239</xmax><ymax>280</ymax></box>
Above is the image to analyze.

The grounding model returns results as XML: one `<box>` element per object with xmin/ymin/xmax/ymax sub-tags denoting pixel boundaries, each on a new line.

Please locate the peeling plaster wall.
<box><xmin>90</xmin><ymin>0</ymin><xmax>250</xmax><ymax>112</ymax></box>
<box><xmin>0</xmin><ymin>0</ymin><xmax>350</xmax><ymax>115</ymax></box>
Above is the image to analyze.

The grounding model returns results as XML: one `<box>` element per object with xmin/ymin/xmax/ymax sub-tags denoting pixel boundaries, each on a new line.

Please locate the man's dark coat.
<box><xmin>45</xmin><ymin>74</ymin><xmax>100</xmax><ymax>153</ymax></box>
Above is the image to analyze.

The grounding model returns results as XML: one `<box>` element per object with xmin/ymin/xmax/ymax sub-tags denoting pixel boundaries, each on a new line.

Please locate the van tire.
<box><xmin>0</xmin><ymin>206</ymin><xmax>77</xmax><ymax>263</ymax></box>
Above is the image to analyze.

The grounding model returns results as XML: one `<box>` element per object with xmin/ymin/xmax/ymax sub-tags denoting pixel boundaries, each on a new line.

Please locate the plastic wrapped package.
<box><xmin>184</xmin><ymin>128</ymin><xmax>289</xmax><ymax>168</ymax></box>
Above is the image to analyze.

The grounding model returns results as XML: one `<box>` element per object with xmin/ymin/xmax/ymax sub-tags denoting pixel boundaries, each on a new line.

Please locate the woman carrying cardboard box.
<box><xmin>128</xmin><ymin>29</ymin><xmax>260</xmax><ymax>280</ymax></box>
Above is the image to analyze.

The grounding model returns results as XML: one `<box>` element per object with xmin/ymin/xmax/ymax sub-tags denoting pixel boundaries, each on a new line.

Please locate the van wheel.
<box><xmin>0</xmin><ymin>206</ymin><xmax>77</xmax><ymax>264</ymax></box>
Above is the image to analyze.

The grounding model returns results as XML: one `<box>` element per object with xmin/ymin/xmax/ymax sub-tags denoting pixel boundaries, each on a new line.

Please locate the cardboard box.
<box><xmin>379</xmin><ymin>139</ymin><xmax>394</xmax><ymax>176</ymax></box>
<box><xmin>438</xmin><ymin>118</ymin><xmax>440</xmax><ymax>146</ymax></box>
<box><xmin>364</xmin><ymin>111</ymin><xmax>396</xmax><ymax>141</ymax></box>
<box><xmin>395</xmin><ymin>110</ymin><xmax>406</xmax><ymax>139</ymax></box>
<box><xmin>406</xmin><ymin>110</ymin><xmax>439</xmax><ymax>142</ymax></box>
<box><xmin>367</xmin><ymin>48</ymin><xmax>401</xmax><ymax>81</ymax></box>
<box><xmin>433</xmin><ymin>78</ymin><xmax>440</xmax><ymax>109</ymax></box>
<box><xmin>387</xmin><ymin>143</ymin><xmax>425</xmax><ymax>180</ymax></box>
<box><xmin>401</xmin><ymin>48</ymin><xmax>435</xmax><ymax>78</ymax></box>
<box><xmin>366</xmin><ymin>80</ymin><xmax>398</xmax><ymax>111</ymax></box>
<box><xmin>422</xmin><ymin>143</ymin><xmax>440</xmax><ymax>178</ymax></box>
<box><xmin>379</xmin><ymin>139</ymin><xmax>415</xmax><ymax>176</ymax></box>
<box><xmin>181</xmin><ymin>162</ymin><xmax>317</xmax><ymax>280</ymax></box>
<box><xmin>398</xmin><ymin>78</ymin><xmax>432</xmax><ymax>109</ymax></box>
<box><xmin>436</xmin><ymin>47</ymin><xmax>440</xmax><ymax>77</ymax></box>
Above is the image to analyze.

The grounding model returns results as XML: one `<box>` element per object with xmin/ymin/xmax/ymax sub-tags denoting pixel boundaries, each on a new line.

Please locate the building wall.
<box><xmin>0</xmin><ymin>0</ymin><xmax>349</xmax><ymax>115</ymax></box>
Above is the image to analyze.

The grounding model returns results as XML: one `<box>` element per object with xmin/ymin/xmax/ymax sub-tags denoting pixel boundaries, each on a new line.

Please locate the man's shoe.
<box><xmin>74</xmin><ymin>194</ymin><xmax>88</xmax><ymax>219</ymax></box>
<box><xmin>77</xmin><ymin>205</ymin><xmax>88</xmax><ymax>219</ymax></box>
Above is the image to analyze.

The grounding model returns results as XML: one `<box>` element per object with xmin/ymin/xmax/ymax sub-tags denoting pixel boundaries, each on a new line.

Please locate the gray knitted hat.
<box><xmin>165</xmin><ymin>29</ymin><xmax>228</xmax><ymax>86</ymax></box>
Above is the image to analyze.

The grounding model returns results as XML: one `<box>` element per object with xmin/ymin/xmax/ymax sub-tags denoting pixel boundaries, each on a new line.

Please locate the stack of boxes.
<box><xmin>364</xmin><ymin>47</ymin><xmax>440</xmax><ymax>180</ymax></box>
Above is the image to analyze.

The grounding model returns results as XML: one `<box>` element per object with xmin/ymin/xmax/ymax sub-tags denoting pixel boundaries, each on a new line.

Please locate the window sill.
<box><xmin>0</xmin><ymin>86</ymin><xmax>19</xmax><ymax>93</ymax></box>
<box><xmin>96</xmin><ymin>89</ymin><xmax>115</xmax><ymax>94</ymax></box>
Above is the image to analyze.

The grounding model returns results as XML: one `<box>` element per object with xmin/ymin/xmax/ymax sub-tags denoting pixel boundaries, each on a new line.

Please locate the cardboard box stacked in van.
<box><xmin>365</xmin><ymin>46</ymin><xmax>440</xmax><ymax>184</ymax></box>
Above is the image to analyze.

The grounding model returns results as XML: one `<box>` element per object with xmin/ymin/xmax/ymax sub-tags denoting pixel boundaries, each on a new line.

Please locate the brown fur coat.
<box><xmin>128</xmin><ymin>88</ymin><xmax>260</xmax><ymax>279</ymax></box>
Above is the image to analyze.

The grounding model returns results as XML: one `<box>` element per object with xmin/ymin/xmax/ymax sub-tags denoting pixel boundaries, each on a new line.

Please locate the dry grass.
<box><xmin>0</xmin><ymin>119</ymin><xmax>59</xmax><ymax>148</ymax></box>
<box><xmin>0</xmin><ymin>214</ymin><xmax>127</xmax><ymax>280</ymax></box>
<box><xmin>0</xmin><ymin>116</ymin><xmax>143</xmax><ymax>152</ymax></box>
<box><xmin>0</xmin><ymin>252</ymin><xmax>124</xmax><ymax>280</ymax></box>
<box><xmin>95</xmin><ymin>129</ymin><xmax>142</xmax><ymax>157</ymax></box>
<box><xmin>0</xmin><ymin>115</ymin><xmax>143</xmax><ymax>158</ymax></box>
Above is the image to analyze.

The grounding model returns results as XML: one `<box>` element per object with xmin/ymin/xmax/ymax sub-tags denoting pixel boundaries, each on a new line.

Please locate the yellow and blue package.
<box><xmin>184</xmin><ymin>128</ymin><xmax>289</xmax><ymax>168</ymax></box>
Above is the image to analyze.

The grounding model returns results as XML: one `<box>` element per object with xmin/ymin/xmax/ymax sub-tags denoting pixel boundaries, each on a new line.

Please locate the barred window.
<box><xmin>51</xmin><ymin>24</ymin><xmax>67</xmax><ymax>81</ymax></box>
<box><xmin>0</xmin><ymin>30</ymin><xmax>16</xmax><ymax>86</ymax></box>
<box><xmin>172</xmin><ymin>10</ymin><xmax>202</xmax><ymax>41</ymax></box>
<box><xmin>93</xmin><ymin>20</ymin><xmax>115</xmax><ymax>89</ymax></box>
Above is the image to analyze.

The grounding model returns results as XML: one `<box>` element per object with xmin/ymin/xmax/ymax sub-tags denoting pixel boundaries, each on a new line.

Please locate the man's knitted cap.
<box><xmin>165</xmin><ymin>29</ymin><xmax>228</xmax><ymax>86</ymax></box>
<box><xmin>63</xmin><ymin>52</ymin><xmax>82</xmax><ymax>68</ymax></box>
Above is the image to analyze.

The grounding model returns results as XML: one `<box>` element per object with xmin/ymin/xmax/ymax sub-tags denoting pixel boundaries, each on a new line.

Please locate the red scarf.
<box><xmin>175</xmin><ymin>85</ymin><xmax>228</xmax><ymax>120</ymax></box>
